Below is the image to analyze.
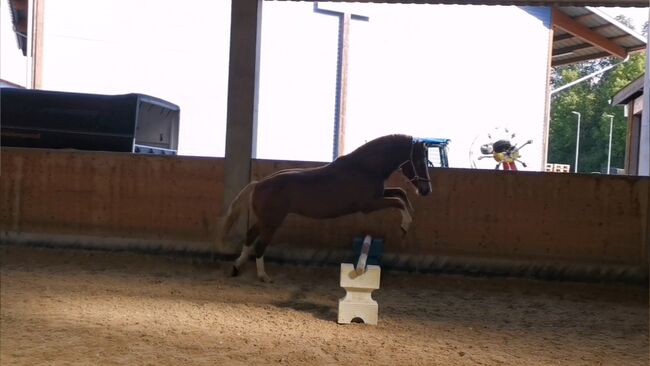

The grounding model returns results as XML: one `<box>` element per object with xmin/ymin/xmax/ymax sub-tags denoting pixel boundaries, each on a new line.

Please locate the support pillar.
<box><xmin>223</xmin><ymin>0</ymin><xmax>263</xmax><ymax>244</ymax></box>
<box><xmin>639</xmin><ymin>8</ymin><xmax>650</xmax><ymax>176</ymax></box>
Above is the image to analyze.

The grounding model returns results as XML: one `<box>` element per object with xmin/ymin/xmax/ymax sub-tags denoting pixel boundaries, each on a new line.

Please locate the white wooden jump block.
<box><xmin>338</xmin><ymin>263</ymin><xmax>381</xmax><ymax>325</ymax></box>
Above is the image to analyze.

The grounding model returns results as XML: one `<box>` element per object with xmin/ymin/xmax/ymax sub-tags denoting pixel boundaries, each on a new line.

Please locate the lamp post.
<box><xmin>603</xmin><ymin>114</ymin><xmax>614</xmax><ymax>175</ymax></box>
<box><xmin>572</xmin><ymin>111</ymin><xmax>581</xmax><ymax>173</ymax></box>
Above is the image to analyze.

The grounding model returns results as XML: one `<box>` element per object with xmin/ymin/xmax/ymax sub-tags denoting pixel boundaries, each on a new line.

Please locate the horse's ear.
<box><xmin>412</xmin><ymin>138</ymin><xmax>426</xmax><ymax>147</ymax></box>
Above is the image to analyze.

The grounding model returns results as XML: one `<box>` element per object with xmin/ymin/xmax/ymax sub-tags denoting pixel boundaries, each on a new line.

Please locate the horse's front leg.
<box><xmin>361</xmin><ymin>197</ymin><xmax>412</xmax><ymax>234</ymax></box>
<box><xmin>383</xmin><ymin>187</ymin><xmax>414</xmax><ymax>214</ymax></box>
<box><xmin>231</xmin><ymin>224</ymin><xmax>260</xmax><ymax>277</ymax></box>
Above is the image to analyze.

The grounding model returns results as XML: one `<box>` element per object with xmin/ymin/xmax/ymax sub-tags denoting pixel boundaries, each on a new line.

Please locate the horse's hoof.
<box><xmin>230</xmin><ymin>265</ymin><xmax>240</xmax><ymax>277</ymax></box>
<box><xmin>258</xmin><ymin>275</ymin><xmax>273</xmax><ymax>283</ymax></box>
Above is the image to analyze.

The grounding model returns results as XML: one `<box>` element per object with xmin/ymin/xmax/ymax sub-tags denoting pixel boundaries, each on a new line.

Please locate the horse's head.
<box><xmin>400</xmin><ymin>140</ymin><xmax>432</xmax><ymax>196</ymax></box>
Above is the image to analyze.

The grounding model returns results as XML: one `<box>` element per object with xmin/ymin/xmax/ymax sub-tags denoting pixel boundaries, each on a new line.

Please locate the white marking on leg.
<box><xmin>406</xmin><ymin>200</ymin><xmax>415</xmax><ymax>214</ymax></box>
<box><xmin>234</xmin><ymin>244</ymin><xmax>253</xmax><ymax>269</ymax></box>
<box><xmin>256</xmin><ymin>256</ymin><xmax>272</xmax><ymax>283</ymax></box>
<box><xmin>400</xmin><ymin>209</ymin><xmax>412</xmax><ymax>232</ymax></box>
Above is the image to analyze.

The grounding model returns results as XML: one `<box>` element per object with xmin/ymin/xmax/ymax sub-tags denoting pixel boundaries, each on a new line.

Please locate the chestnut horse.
<box><xmin>222</xmin><ymin>134</ymin><xmax>432</xmax><ymax>282</ymax></box>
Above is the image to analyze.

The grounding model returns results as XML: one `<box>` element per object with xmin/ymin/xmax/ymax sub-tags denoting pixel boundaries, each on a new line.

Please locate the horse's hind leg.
<box><xmin>253</xmin><ymin>224</ymin><xmax>282</xmax><ymax>283</ymax></box>
<box><xmin>231</xmin><ymin>224</ymin><xmax>260</xmax><ymax>277</ymax></box>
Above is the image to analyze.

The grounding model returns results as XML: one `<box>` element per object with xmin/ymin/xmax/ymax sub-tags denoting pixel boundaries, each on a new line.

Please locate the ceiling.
<box><xmin>7</xmin><ymin>0</ymin><xmax>647</xmax><ymax>66</ymax></box>
<box><xmin>552</xmin><ymin>6</ymin><xmax>646</xmax><ymax>66</ymax></box>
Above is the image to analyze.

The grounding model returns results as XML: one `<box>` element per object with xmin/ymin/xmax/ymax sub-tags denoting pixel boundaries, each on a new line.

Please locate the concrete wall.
<box><xmin>1</xmin><ymin>148</ymin><xmax>648</xmax><ymax>281</ymax></box>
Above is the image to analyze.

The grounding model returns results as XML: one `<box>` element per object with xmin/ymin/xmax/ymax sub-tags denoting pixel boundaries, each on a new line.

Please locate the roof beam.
<box><xmin>551</xmin><ymin>7</ymin><xmax>627</xmax><ymax>59</ymax></box>
<box><xmin>572</xmin><ymin>13</ymin><xmax>597</xmax><ymax>23</ymax></box>
<box><xmin>553</xmin><ymin>33</ymin><xmax>575</xmax><ymax>42</ymax></box>
<box><xmin>589</xmin><ymin>23</ymin><xmax>618</xmax><ymax>33</ymax></box>
<box><xmin>553</xmin><ymin>23</ymin><xmax>618</xmax><ymax>42</ymax></box>
<box><xmin>553</xmin><ymin>43</ymin><xmax>594</xmax><ymax>56</ymax></box>
<box><xmin>552</xmin><ymin>51</ymin><xmax>611</xmax><ymax>66</ymax></box>
<box><xmin>608</xmin><ymin>34</ymin><xmax>634</xmax><ymax>43</ymax></box>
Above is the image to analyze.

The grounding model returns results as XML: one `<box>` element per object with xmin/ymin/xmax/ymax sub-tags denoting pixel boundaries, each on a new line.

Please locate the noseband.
<box><xmin>400</xmin><ymin>141</ymin><xmax>430</xmax><ymax>183</ymax></box>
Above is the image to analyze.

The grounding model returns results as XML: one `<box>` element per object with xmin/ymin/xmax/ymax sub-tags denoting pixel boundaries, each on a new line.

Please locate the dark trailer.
<box><xmin>0</xmin><ymin>88</ymin><xmax>179</xmax><ymax>155</ymax></box>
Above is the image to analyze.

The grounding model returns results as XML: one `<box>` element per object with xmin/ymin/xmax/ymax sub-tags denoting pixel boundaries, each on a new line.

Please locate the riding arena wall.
<box><xmin>1</xmin><ymin>148</ymin><xmax>648</xmax><ymax>282</ymax></box>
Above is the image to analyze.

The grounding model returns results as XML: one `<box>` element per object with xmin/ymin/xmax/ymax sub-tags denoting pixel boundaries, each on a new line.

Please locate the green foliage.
<box><xmin>549</xmin><ymin>23</ymin><xmax>646</xmax><ymax>173</ymax></box>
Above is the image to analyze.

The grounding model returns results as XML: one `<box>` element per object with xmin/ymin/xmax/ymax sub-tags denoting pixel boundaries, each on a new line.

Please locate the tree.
<box><xmin>548</xmin><ymin>15</ymin><xmax>646</xmax><ymax>173</ymax></box>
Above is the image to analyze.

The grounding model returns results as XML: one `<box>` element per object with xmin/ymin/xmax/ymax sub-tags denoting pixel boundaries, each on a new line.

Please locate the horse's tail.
<box><xmin>222</xmin><ymin>181</ymin><xmax>259</xmax><ymax>239</ymax></box>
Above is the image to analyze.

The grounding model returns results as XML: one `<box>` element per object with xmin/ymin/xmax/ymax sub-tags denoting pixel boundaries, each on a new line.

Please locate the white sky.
<box><xmin>604</xmin><ymin>6</ymin><xmax>649</xmax><ymax>30</ymax></box>
<box><xmin>0</xmin><ymin>1</ymin><xmax>648</xmax><ymax>168</ymax></box>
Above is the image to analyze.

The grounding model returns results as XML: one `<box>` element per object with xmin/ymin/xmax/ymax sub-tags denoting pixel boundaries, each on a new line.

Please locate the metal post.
<box><xmin>572</xmin><ymin>111</ymin><xmax>581</xmax><ymax>173</ymax></box>
<box><xmin>604</xmin><ymin>114</ymin><xmax>614</xmax><ymax>175</ymax></box>
<box><xmin>313</xmin><ymin>3</ymin><xmax>369</xmax><ymax>160</ymax></box>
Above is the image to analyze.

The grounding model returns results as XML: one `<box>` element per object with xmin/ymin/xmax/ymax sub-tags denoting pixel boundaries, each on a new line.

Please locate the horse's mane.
<box><xmin>338</xmin><ymin>134</ymin><xmax>413</xmax><ymax>178</ymax></box>
<box><xmin>346</xmin><ymin>134</ymin><xmax>412</xmax><ymax>156</ymax></box>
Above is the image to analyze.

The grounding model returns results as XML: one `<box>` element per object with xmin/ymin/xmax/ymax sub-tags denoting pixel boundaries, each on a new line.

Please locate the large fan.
<box><xmin>469</xmin><ymin>126</ymin><xmax>533</xmax><ymax>170</ymax></box>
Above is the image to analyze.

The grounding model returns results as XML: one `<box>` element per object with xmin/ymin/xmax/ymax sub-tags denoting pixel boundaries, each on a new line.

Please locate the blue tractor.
<box><xmin>420</xmin><ymin>138</ymin><xmax>450</xmax><ymax>168</ymax></box>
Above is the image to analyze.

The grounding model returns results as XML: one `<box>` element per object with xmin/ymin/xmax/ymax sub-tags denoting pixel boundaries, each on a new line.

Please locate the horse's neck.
<box><xmin>345</xmin><ymin>137</ymin><xmax>410</xmax><ymax>179</ymax></box>
<box><xmin>377</xmin><ymin>145</ymin><xmax>409</xmax><ymax>178</ymax></box>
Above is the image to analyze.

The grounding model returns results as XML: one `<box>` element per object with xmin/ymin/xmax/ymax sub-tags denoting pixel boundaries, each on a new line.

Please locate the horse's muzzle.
<box><xmin>417</xmin><ymin>181</ymin><xmax>432</xmax><ymax>196</ymax></box>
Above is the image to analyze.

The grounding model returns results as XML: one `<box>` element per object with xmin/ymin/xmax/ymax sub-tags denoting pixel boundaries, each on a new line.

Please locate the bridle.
<box><xmin>400</xmin><ymin>141</ymin><xmax>431</xmax><ymax>183</ymax></box>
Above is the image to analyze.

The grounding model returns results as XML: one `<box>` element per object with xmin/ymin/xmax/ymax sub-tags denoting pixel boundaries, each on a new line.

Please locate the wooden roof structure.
<box><xmin>8</xmin><ymin>0</ymin><xmax>647</xmax><ymax>66</ymax></box>
<box><xmin>7</xmin><ymin>0</ymin><xmax>27</xmax><ymax>56</ymax></box>
<box><xmin>612</xmin><ymin>73</ymin><xmax>645</xmax><ymax>106</ymax></box>
<box><xmin>552</xmin><ymin>6</ymin><xmax>646</xmax><ymax>66</ymax></box>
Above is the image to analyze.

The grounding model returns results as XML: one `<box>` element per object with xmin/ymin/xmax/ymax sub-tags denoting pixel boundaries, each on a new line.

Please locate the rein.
<box><xmin>400</xmin><ymin>140</ymin><xmax>430</xmax><ymax>183</ymax></box>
